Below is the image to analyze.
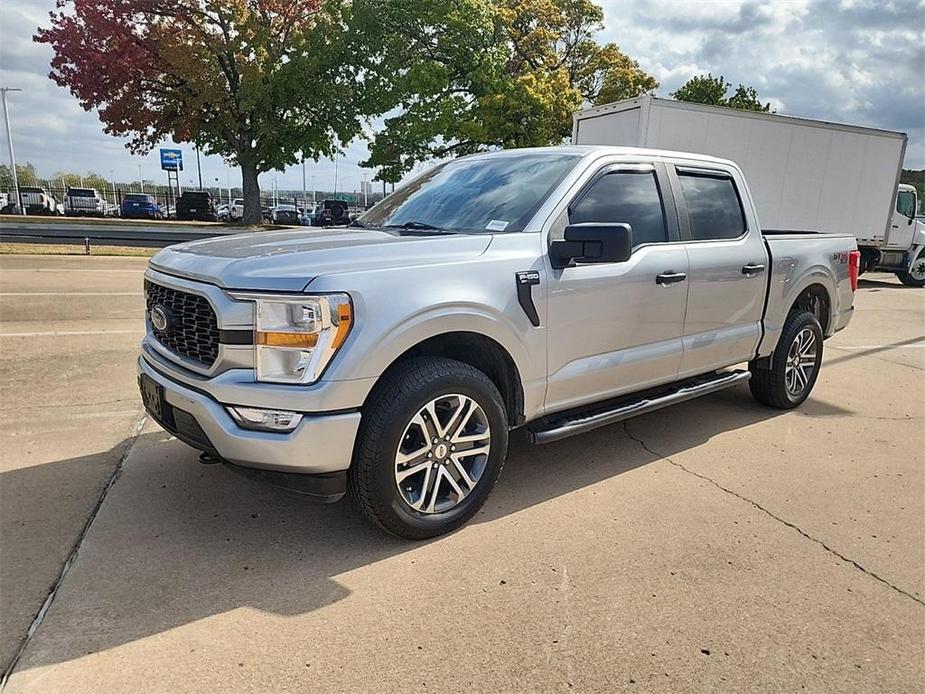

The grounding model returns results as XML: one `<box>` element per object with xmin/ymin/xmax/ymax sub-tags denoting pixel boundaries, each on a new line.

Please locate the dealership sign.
<box><xmin>160</xmin><ymin>148</ymin><xmax>183</xmax><ymax>171</ymax></box>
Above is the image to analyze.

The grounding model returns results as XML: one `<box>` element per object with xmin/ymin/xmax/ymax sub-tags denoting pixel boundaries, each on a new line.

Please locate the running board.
<box><xmin>528</xmin><ymin>370</ymin><xmax>751</xmax><ymax>444</ymax></box>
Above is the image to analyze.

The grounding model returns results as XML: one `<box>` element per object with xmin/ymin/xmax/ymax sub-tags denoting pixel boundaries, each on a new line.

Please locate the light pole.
<box><xmin>195</xmin><ymin>143</ymin><xmax>202</xmax><ymax>189</ymax></box>
<box><xmin>362</xmin><ymin>173</ymin><xmax>368</xmax><ymax>208</ymax></box>
<box><xmin>333</xmin><ymin>154</ymin><xmax>338</xmax><ymax>198</ymax></box>
<box><xmin>138</xmin><ymin>163</ymin><xmax>144</xmax><ymax>192</ymax></box>
<box><xmin>301</xmin><ymin>157</ymin><xmax>307</xmax><ymax>208</ymax></box>
<box><xmin>1</xmin><ymin>87</ymin><xmax>24</xmax><ymax>215</ymax></box>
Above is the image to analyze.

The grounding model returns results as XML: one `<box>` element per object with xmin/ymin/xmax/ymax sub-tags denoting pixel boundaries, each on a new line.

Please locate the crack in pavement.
<box><xmin>621</xmin><ymin>421</ymin><xmax>924</xmax><ymax>608</ymax></box>
<box><xmin>0</xmin><ymin>412</ymin><xmax>148</xmax><ymax>690</ymax></box>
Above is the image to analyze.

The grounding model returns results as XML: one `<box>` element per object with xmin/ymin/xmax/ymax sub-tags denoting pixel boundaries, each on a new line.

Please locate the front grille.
<box><xmin>145</xmin><ymin>280</ymin><xmax>220</xmax><ymax>366</ymax></box>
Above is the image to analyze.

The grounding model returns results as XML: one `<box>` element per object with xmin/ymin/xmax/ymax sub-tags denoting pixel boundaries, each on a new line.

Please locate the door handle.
<box><xmin>656</xmin><ymin>271</ymin><xmax>687</xmax><ymax>285</ymax></box>
<box><xmin>741</xmin><ymin>263</ymin><xmax>766</xmax><ymax>275</ymax></box>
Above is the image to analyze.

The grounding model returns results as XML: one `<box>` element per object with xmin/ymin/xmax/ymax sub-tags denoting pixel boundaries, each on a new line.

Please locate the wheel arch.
<box><xmin>369</xmin><ymin>331</ymin><xmax>526</xmax><ymax>428</ymax></box>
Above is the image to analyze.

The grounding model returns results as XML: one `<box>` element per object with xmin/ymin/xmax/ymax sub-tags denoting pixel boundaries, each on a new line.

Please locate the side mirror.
<box><xmin>550</xmin><ymin>222</ymin><xmax>633</xmax><ymax>269</ymax></box>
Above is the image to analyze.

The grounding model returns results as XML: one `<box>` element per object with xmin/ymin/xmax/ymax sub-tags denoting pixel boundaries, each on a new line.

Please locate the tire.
<box><xmin>349</xmin><ymin>356</ymin><xmax>509</xmax><ymax>539</ymax></box>
<box><xmin>896</xmin><ymin>250</ymin><xmax>925</xmax><ymax>287</ymax></box>
<box><xmin>749</xmin><ymin>311</ymin><xmax>824</xmax><ymax>409</ymax></box>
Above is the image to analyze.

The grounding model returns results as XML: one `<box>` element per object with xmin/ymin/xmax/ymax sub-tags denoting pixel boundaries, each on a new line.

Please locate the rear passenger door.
<box><xmin>672</xmin><ymin>166</ymin><xmax>769</xmax><ymax>377</ymax></box>
<box><xmin>545</xmin><ymin>163</ymin><xmax>690</xmax><ymax>412</ymax></box>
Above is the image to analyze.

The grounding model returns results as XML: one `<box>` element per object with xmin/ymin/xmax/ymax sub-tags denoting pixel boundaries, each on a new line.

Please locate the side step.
<box><xmin>528</xmin><ymin>370</ymin><xmax>751</xmax><ymax>444</ymax></box>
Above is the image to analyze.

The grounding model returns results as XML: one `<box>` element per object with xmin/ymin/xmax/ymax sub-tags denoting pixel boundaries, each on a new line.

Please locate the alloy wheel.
<box><xmin>785</xmin><ymin>327</ymin><xmax>817</xmax><ymax>396</ymax></box>
<box><xmin>394</xmin><ymin>394</ymin><xmax>491</xmax><ymax>514</ymax></box>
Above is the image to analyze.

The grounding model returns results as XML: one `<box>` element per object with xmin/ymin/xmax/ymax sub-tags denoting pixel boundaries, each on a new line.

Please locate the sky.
<box><xmin>0</xmin><ymin>0</ymin><xmax>922</xmax><ymax>193</ymax></box>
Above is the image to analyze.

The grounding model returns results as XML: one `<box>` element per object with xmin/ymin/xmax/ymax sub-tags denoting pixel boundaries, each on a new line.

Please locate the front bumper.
<box><xmin>137</xmin><ymin>355</ymin><xmax>362</xmax><ymax>481</ymax></box>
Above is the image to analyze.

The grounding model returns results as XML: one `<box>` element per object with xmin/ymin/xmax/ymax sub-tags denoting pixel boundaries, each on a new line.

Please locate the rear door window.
<box><xmin>678</xmin><ymin>172</ymin><xmax>746</xmax><ymax>240</ymax></box>
<box><xmin>568</xmin><ymin>171</ymin><xmax>668</xmax><ymax>247</ymax></box>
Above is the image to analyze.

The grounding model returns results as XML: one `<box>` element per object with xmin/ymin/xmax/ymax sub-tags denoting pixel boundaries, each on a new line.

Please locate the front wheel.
<box><xmin>896</xmin><ymin>250</ymin><xmax>925</xmax><ymax>287</ymax></box>
<box><xmin>349</xmin><ymin>356</ymin><xmax>508</xmax><ymax>539</ymax></box>
<box><xmin>749</xmin><ymin>311</ymin><xmax>823</xmax><ymax>409</ymax></box>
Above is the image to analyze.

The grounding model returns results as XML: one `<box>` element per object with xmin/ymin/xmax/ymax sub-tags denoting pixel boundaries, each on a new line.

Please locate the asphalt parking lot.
<box><xmin>1</xmin><ymin>252</ymin><xmax>922</xmax><ymax>692</ymax></box>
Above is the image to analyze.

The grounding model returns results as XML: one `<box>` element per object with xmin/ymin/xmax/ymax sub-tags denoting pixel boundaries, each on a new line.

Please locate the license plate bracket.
<box><xmin>140</xmin><ymin>374</ymin><xmax>165</xmax><ymax>420</ymax></box>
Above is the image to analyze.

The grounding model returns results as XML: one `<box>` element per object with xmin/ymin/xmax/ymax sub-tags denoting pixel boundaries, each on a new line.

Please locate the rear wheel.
<box><xmin>349</xmin><ymin>356</ymin><xmax>508</xmax><ymax>539</ymax></box>
<box><xmin>749</xmin><ymin>310</ymin><xmax>823</xmax><ymax>409</ymax></box>
<box><xmin>896</xmin><ymin>250</ymin><xmax>925</xmax><ymax>287</ymax></box>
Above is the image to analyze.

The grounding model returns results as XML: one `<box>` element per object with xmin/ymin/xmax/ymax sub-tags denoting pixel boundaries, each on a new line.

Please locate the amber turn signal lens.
<box><xmin>256</xmin><ymin>331</ymin><xmax>319</xmax><ymax>348</ymax></box>
<box><xmin>332</xmin><ymin>303</ymin><xmax>352</xmax><ymax>349</ymax></box>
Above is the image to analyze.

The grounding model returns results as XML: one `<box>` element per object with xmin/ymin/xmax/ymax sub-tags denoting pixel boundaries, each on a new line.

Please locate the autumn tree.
<box><xmin>36</xmin><ymin>0</ymin><xmax>382</xmax><ymax>223</ymax></box>
<box><xmin>672</xmin><ymin>73</ymin><xmax>771</xmax><ymax>112</ymax></box>
<box><xmin>364</xmin><ymin>0</ymin><xmax>657</xmax><ymax>181</ymax></box>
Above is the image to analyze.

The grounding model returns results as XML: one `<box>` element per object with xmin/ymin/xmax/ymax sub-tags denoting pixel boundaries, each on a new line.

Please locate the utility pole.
<box><xmin>1</xmin><ymin>87</ymin><xmax>24</xmax><ymax>215</ymax></box>
<box><xmin>195</xmin><ymin>143</ymin><xmax>202</xmax><ymax>189</ymax></box>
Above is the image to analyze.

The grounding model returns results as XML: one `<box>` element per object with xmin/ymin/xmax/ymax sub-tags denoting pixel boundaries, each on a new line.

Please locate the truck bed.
<box><xmin>757</xmin><ymin>230</ymin><xmax>857</xmax><ymax>358</ymax></box>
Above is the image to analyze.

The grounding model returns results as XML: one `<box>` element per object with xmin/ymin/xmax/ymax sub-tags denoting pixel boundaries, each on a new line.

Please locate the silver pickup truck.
<box><xmin>138</xmin><ymin>146</ymin><xmax>859</xmax><ymax>538</ymax></box>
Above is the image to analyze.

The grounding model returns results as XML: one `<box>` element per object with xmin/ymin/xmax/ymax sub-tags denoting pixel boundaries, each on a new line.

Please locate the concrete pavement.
<box><xmin>1</xmin><ymin>256</ymin><xmax>922</xmax><ymax>692</ymax></box>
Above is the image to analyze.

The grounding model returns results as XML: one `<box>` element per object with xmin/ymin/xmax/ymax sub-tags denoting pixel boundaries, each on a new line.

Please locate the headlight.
<box><xmin>249</xmin><ymin>294</ymin><xmax>352</xmax><ymax>384</ymax></box>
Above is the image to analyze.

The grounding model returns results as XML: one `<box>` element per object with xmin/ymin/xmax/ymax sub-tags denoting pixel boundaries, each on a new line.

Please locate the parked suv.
<box><xmin>139</xmin><ymin>146</ymin><xmax>858</xmax><ymax>538</ymax></box>
<box><xmin>176</xmin><ymin>191</ymin><xmax>217</xmax><ymax>222</ymax></box>
<box><xmin>312</xmin><ymin>199</ymin><xmax>350</xmax><ymax>226</ymax></box>
<box><xmin>121</xmin><ymin>193</ymin><xmax>162</xmax><ymax>219</ymax></box>
<box><xmin>64</xmin><ymin>188</ymin><xmax>106</xmax><ymax>216</ymax></box>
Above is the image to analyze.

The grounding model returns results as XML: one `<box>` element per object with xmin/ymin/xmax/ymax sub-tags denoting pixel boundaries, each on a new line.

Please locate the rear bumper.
<box><xmin>137</xmin><ymin>355</ymin><xmax>361</xmax><ymax>481</ymax></box>
<box><xmin>833</xmin><ymin>305</ymin><xmax>854</xmax><ymax>334</ymax></box>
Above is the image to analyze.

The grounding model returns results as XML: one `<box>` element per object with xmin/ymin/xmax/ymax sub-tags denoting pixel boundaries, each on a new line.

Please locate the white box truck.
<box><xmin>573</xmin><ymin>95</ymin><xmax>925</xmax><ymax>286</ymax></box>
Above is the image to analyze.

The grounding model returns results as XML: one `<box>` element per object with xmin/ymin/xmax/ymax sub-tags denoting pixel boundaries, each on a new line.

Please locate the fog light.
<box><xmin>227</xmin><ymin>406</ymin><xmax>302</xmax><ymax>432</ymax></box>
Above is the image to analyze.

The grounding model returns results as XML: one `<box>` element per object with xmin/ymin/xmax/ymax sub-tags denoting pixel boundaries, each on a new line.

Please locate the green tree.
<box><xmin>36</xmin><ymin>0</ymin><xmax>386</xmax><ymax>223</ymax></box>
<box><xmin>671</xmin><ymin>73</ymin><xmax>771</xmax><ymax>112</ymax></box>
<box><xmin>0</xmin><ymin>163</ymin><xmax>38</xmax><ymax>188</ymax></box>
<box><xmin>363</xmin><ymin>0</ymin><xmax>657</xmax><ymax>181</ymax></box>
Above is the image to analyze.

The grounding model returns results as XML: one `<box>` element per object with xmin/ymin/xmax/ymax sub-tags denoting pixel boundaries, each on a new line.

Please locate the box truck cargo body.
<box><xmin>573</xmin><ymin>95</ymin><xmax>925</xmax><ymax>286</ymax></box>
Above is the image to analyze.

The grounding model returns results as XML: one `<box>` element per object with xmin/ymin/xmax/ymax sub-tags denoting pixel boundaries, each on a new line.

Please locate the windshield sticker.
<box><xmin>486</xmin><ymin>220</ymin><xmax>509</xmax><ymax>231</ymax></box>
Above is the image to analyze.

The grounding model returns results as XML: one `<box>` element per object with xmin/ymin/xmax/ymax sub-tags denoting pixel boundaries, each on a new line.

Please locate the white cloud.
<box><xmin>598</xmin><ymin>0</ymin><xmax>925</xmax><ymax>166</ymax></box>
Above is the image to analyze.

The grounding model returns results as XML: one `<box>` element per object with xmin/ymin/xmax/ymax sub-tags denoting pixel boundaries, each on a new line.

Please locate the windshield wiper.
<box><xmin>383</xmin><ymin>221</ymin><xmax>453</xmax><ymax>234</ymax></box>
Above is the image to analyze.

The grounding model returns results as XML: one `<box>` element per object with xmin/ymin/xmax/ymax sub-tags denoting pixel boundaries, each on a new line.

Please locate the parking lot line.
<box><xmin>0</xmin><ymin>269</ymin><xmax>145</xmax><ymax>273</ymax></box>
<box><xmin>0</xmin><ymin>292</ymin><xmax>141</xmax><ymax>297</ymax></box>
<box><xmin>0</xmin><ymin>329</ymin><xmax>142</xmax><ymax>337</ymax></box>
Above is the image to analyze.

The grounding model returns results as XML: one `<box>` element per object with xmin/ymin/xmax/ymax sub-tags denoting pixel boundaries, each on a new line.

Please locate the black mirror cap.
<box><xmin>551</xmin><ymin>222</ymin><xmax>633</xmax><ymax>268</ymax></box>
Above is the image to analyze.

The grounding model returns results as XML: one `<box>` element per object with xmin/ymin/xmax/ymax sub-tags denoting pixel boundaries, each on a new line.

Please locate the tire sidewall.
<box><xmin>364</xmin><ymin>365</ymin><xmax>508</xmax><ymax>537</ymax></box>
<box><xmin>773</xmin><ymin>312</ymin><xmax>824</xmax><ymax>406</ymax></box>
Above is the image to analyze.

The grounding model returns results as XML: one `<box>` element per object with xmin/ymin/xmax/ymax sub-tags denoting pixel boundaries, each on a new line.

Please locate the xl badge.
<box><xmin>150</xmin><ymin>304</ymin><xmax>170</xmax><ymax>332</ymax></box>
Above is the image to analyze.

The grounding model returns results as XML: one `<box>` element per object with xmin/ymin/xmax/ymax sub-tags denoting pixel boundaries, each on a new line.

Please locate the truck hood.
<box><xmin>149</xmin><ymin>227</ymin><xmax>494</xmax><ymax>291</ymax></box>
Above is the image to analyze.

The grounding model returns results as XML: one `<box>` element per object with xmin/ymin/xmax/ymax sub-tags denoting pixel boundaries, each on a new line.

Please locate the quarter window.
<box><xmin>569</xmin><ymin>171</ymin><xmax>668</xmax><ymax>246</ymax></box>
<box><xmin>678</xmin><ymin>173</ymin><xmax>746</xmax><ymax>240</ymax></box>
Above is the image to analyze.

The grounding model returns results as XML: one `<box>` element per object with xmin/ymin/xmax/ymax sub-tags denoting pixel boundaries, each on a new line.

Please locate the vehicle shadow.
<box><xmin>5</xmin><ymin>385</ymin><xmax>853</xmax><ymax>673</ymax></box>
<box><xmin>857</xmin><ymin>277</ymin><xmax>916</xmax><ymax>290</ymax></box>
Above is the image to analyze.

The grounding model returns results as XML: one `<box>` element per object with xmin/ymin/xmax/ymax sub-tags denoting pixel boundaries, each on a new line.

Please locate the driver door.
<box><xmin>544</xmin><ymin>163</ymin><xmax>689</xmax><ymax>413</ymax></box>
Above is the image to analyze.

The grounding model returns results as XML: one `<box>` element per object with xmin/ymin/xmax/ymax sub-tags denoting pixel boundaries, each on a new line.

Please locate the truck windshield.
<box><xmin>359</xmin><ymin>151</ymin><xmax>581</xmax><ymax>233</ymax></box>
<box><xmin>896</xmin><ymin>190</ymin><xmax>916</xmax><ymax>219</ymax></box>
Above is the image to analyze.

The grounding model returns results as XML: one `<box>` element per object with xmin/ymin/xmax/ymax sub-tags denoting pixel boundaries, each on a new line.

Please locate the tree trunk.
<box><xmin>241</xmin><ymin>160</ymin><xmax>262</xmax><ymax>225</ymax></box>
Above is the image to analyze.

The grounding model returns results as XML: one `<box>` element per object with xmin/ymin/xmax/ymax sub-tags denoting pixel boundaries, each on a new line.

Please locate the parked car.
<box><xmin>230</xmin><ymin>198</ymin><xmax>244</xmax><ymax>220</ymax></box>
<box><xmin>139</xmin><ymin>146</ymin><xmax>859</xmax><ymax>538</ymax></box>
<box><xmin>271</xmin><ymin>204</ymin><xmax>300</xmax><ymax>224</ymax></box>
<box><xmin>64</xmin><ymin>188</ymin><xmax>106</xmax><ymax>216</ymax></box>
<box><xmin>19</xmin><ymin>186</ymin><xmax>62</xmax><ymax>215</ymax></box>
<box><xmin>216</xmin><ymin>204</ymin><xmax>230</xmax><ymax>221</ymax></box>
<box><xmin>312</xmin><ymin>199</ymin><xmax>350</xmax><ymax>226</ymax></box>
<box><xmin>0</xmin><ymin>192</ymin><xmax>8</xmax><ymax>213</ymax></box>
<box><xmin>176</xmin><ymin>191</ymin><xmax>217</xmax><ymax>222</ymax></box>
<box><xmin>121</xmin><ymin>193</ymin><xmax>162</xmax><ymax>219</ymax></box>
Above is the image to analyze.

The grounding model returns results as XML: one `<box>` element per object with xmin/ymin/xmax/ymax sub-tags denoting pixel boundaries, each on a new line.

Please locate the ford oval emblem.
<box><xmin>150</xmin><ymin>305</ymin><xmax>170</xmax><ymax>332</ymax></box>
